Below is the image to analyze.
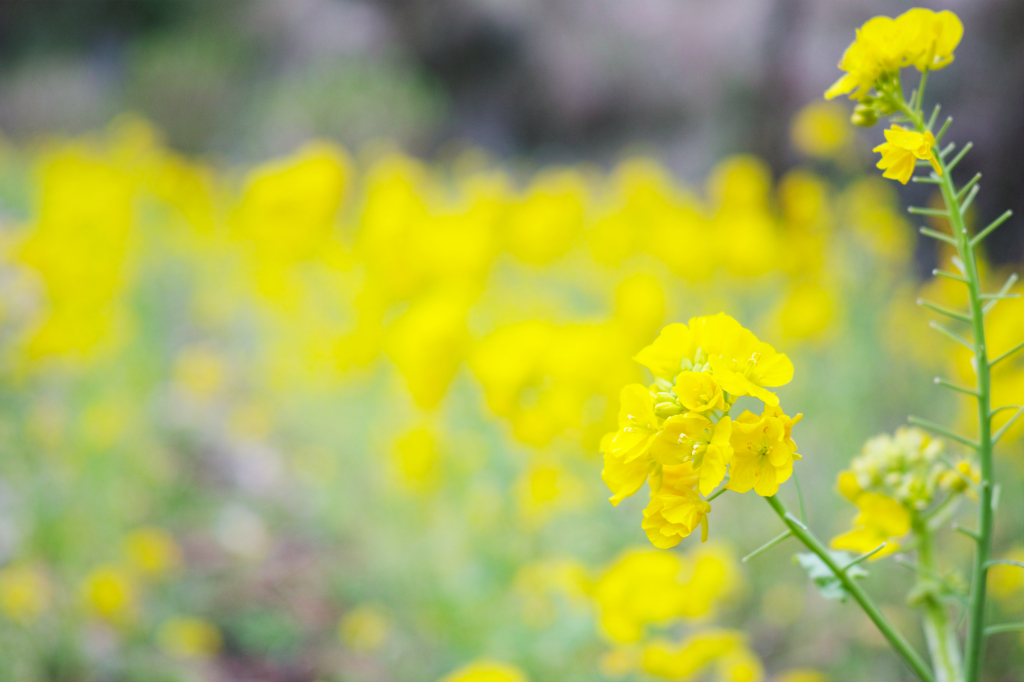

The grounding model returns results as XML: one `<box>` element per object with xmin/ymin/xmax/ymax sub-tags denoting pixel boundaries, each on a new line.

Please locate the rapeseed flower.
<box><xmin>690</xmin><ymin>313</ymin><xmax>794</xmax><ymax>405</ymax></box>
<box><xmin>651</xmin><ymin>414</ymin><xmax>732</xmax><ymax>496</ymax></box>
<box><xmin>0</xmin><ymin>565</ymin><xmax>51</xmax><ymax>624</ymax></box>
<box><xmin>642</xmin><ymin>464</ymin><xmax>712</xmax><ymax>547</ymax></box>
<box><xmin>873</xmin><ymin>126</ymin><xmax>940</xmax><ymax>184</ymax></box>
<box><xmin>440</xmin><ymin>660</ymin><xmax>529</xmax><ymax>682</ymax></box>
<box><xmin>601</xmin><ymin>384</ymin><xmax>661</xmax><ymax>505</ymax></box>
<box><xmin>825</xmin><ymin>9</ymin><xmax>963</xmax><ymax>101</ymax></box>
<box><xmin>830</xmin><ymin>472</ymin><xmax>909</xmax><ymax>558</ymax></box>
<box><xmin>726</xmin><ymin>406</ymin><xmax>801</xmax><ymax>497</ymax></box>
<box><xmin>81</xmin><ymin>566</ymin><xmax>137</xmax><ymax>625</ymax></box>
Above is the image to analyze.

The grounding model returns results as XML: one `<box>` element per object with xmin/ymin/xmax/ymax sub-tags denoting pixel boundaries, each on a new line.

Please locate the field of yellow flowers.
<box><xmin>0</xmin><ymin>102</ymin><xmax>1020</xmax><ymax>682</ymax></box>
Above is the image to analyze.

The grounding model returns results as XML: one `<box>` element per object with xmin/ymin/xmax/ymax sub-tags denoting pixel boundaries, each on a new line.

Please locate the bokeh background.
<box><xmin>0</xmin><ymin>1</ymin><xmax>1022</xmax><ymax>681</ymax></box>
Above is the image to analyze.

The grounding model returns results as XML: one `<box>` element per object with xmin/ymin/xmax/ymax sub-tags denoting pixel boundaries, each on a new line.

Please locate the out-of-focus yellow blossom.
<box><xmin>791</xmin><ymin>103</ymin><xmax>851</xmax><ymax>159</ymax></box>
<box><xmin>690</xmin><ymin>313</ymin><xmax>794</xmax><ymax>406</ymax></box>
<box><xmin>339</xmin><ymin>605</ymin><xmax>390</xmax><ymax>652</ymax></box>
<box><xmin>592</xmin><ymin>546</ymin><xmax>738</xmax><ymax>643</ymax></box>
<box><xmin>842</xmin><ymin>178</ymin><xmax>913</xmax><ymax>262</ymax></box>
<box><xmin>776</xmin><ymin>282</ymin><xmax>837</xmax><ymax>342</ymax></box>
<box><xmin>124</xmin><ymin>527</ymin><xmax>182</xmax><ymax>579</ymax></box>
<box><xmin>830</xmin><ymin>472</ymin><xmax>909</xmax><ymax>559</ymax></box>
<box><xmin>392</xmin><ymin>427</ymin><xmax>441</xmax><ymax>492</ymax></box>
<box><xmin>601</xmin><ymin>384</ymin><xmax>660</xmax><ymax>505</ymax></box>
<box><xmin>939</xmin><ymin>459</ymin><xmax>979</xmax><ymax>496</ymax></box>
<box><xmin>643</xmin><ymin>463</ymin><xmax>712</xmax><ymax>547</ymax></box>
<box><xmin>652</xmin><ymin>415</ymin><xmax>732</xmax><ymax>496</ymax></box>
<box><xmin>0</xmin><ymin>564</ymin><xmax>51</xmax><ymax>623</ymax></box>
<box><xmin>174</xmin><ymin>345</ymin><xmax>227</xmax><ymax>399</ymax></box>
<box><xmin>777</xmin><ymin>670</ymin><xmax>827</xmax><ymax>682</ymax></box>
<box><xmin>642</xmin><ymin>630</ymin><xmax>763</xmax><ymax>682</ymax></box>
<box><xmin>506</xmin><ymin>169</ymin><xmax>587</xmax><ymax>265</ymax></box>
<box><xmin>19</xmin><ymin>145</ymin><xmax>136</xmax><ymax>360</ymax></box>
<box><xmin>515</xmin><ymin>460</ymin><xmax>583</xmax><ymax>524</ymax></box>
<box><xmin>81</xmin><ymin>566</ymin><xmax>137</xmax><ymax>625</ymax></box>
<box><xmin>727</xmin><ymin>406</ymin><xmax>801</xmax><ymax>497</ymax></box>
<box><xmin>613</xmin><ymin>273</ymin><xmax>666</xmax><ymax>347</ymax></box>
<box><xmin>514</xmin><ymin>559</ymin><xmax>590</xmax><ymax>627</ymax></box>
<box><xmin>873</xmin><ymin>126</ymin><xmax>940</xmax><ymax>185</ymax></box>
<box><xmin>440</xmin><ymin>659</ymin><xmax>529</xmax><ymax>682</ymax></box>
<box><xmin>825</xmin><ymin>9</ymin><xmax>963</xmax><ymax>101</ymax></box>
<box><xmin>232</xmin><ymin>142</ymin><xmax>349</xmax><ymax>303</ymax></box>
<box><xmin>987</xmin><ymin>547</ymin><xmax>1024</xmax><ymax>600</ymax></box>
<box><xmin>384</xmin><ymin>289</ymin><xmax>472</xmax><ymax>409</ymax></box>
<box><xmin>157</xmin><ymin>616</ymin><xmax>223</xmax><ymax>660</ymax></box>
<box><xmin>847</xmin><ymin>427</ymin><xmax>957</xmax><ymax>510</ymax></box>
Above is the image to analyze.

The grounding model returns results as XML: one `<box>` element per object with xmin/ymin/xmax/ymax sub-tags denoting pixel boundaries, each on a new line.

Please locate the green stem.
<box><xmin>765</xmin><ymin>495</ymin><xmax>936</xmax><ymax>682</ymax></box>
<box><xmin>915</xmin><ymin>519</ymin><xmax>964</xmax><ymax>682</ymax></box>
<box><xmin>896</xmin><ymin>96</ymin><xmax>995</xmax><ymax>682</ymax></box>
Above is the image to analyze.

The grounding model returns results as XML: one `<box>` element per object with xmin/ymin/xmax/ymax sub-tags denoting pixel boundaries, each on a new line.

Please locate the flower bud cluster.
<box><xmin>850</xmin><ymin>426</ymin><xmax>948</xmax><ymax>511</ymax></box>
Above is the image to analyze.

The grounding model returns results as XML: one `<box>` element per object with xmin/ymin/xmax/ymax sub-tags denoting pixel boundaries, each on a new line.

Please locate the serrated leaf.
<box><xmin>794</xmin><ymin>551</ymin><xmax>867</xmax><ymax>602</ymax></box>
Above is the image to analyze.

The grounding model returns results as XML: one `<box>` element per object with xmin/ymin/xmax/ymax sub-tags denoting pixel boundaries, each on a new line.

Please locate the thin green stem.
<box><xmin>916</xmin><ymin>518</ymin><xmax>964</xmax><ymax>682</ymax></box>
<box><xmin>896</xmin><ymin>99</ymin><xmax>995</xmax><ymax>682</ymax></box>
<box><xmin>741</xmin><ymin>529</ymin><xmax>792</xmax><ymax>563</ymax></box>
<box><xmin>765</xmin><ymin>495</ymin><xmax>936</xmax><ymax>682</ymax></box>
<box><xmin>984</xmin><ymin>622</ymin><xmax>1024</xmax><ymax>636</ymax></box>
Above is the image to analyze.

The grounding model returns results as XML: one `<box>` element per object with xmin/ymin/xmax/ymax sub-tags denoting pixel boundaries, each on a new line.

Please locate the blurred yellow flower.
<box><xmin>643</xmin><ymin>630</ymin><xmax>763</xmax><ymax>682</ymax></box>
<box><xmin>339</xmin><ymin>605</ymin><xmax>391</xmax><ymax>652</ymax></box>
<box><xmin>124</xmin><ymin>527</ymin><xmax>182</xmax><ymax>579</ymax></box>
<box><xmin>776</xmin><ymin>282</ymin><xmax>837</xmax><ymax>342</ymax></box>
<box><xmin>791</xmin><ymin>103</ymin><xmax>851</xmax><ymax>158</ymax></box>
<box><xmin>873</xmin><ymin>125</ymin><xmax>940</xmax><ymax>185</ymax></box>
<box><xmin>506</xmin><ymin>169</ymin><xmax>587</xmax><ymax>265</ymax></box>
<box><xmin>392</xmin><ymin>427</ymin><xmax>441</xmax><ymax>493</ymax></box>
<box><xmin>0</xmin><ymin>565</ymin><xmax>51</xmax><ymax>624</ymax></box>
<box><xmin>81</xmin><ymin>566</ymin><xmax>137</xmax><ymax>625</ymax></box>
<box><xmin>988</xmin><ymin>547</ymin><xmax>1024</xmax><ymax>599</ymax></box>
<box><xmin>158</xmin><ymin>616</ymin><xmax>223</xmax><ymax>659</ymax></box>
<box><xmin>440</xmin><ymin>659</ymin><xmax>529</xmax><ymax>682</ymax></box>
<box><xmin>831</xmin><ymin>472</ymin><xmax>909</xmax><ymax>558</ymax></box>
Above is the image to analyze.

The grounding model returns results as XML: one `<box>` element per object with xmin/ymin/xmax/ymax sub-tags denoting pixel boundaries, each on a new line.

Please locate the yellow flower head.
<box><xmin>651</xmin><ymin>414</ymin><xmax>732</xmax><ymax>496</ymax></box>
<box><xmin>0</xmin><ymin>565</ymin><xmax>51</xmax><ymax>624</ymax></box>
<box><xmin>339</xmin><ymin>605</ymin><xmax>390</xmax><ymax>652</ymax></box>
<box><xmin>124</xmin><ymin>527</ymin><xmax>181</xmax><ymax>579</ymax></box>
<box><xmin>634</xmin><ymin>323</ymin><xmax>697</xmax><ymax>381</ymax></box>
<box><xmin>673</xmin><ymin>371</ymin><xmax>726</xmax><ymax>413</ymax></box>
<box><xmin>642</xmin><ymin>466</ymin><xmax>712</xmax><ymax>548</ymax></box>
<box><xmin>689</xmin><ymin>314</ymin><xmax>794</xmax><ymax>405</ymax></box>
<box><xmin>825</xmin><ymin>9</ymin><xmax>963</xmax><ymax>101</ymax></box>
<box><xmin>81</xmin><ymin>566</ymin><xmax>137</xmax><ymax>625</ymax></box>
<box><xmin>601</xmin><ymin>384</ymin><xmax>660</xmax><ymax>506</ymax></box>
<box><xmin>440</xmin><ymin>659</ymin><xmax>530</xmax><ymax>682</ymax></box>
<box><xmin>157</xmin><ymin>616</ymin><xmax>223</xmax><ymax>660</ymax></box>
<box><xmin>873</xmin><ymin>125</ymin><xmax>941</xmax><ymax>184</ymax></box>
<box><xmin>726</xmin><ymin>407</ymin><xmax>801</xmax><ymax>497</ymax></box>
<box><xmin>830</xmin><ymin>472</ymin><xmax>910</xmax><ymax>558</ymax></box>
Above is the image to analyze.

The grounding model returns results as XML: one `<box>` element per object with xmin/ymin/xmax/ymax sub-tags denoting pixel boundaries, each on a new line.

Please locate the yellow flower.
<box><xmin>726</xmin><ymin>407</ymin><xmax>801</xmax><ymax>497</ymax></box>
<box><xmin>873</xmin><ymin>125</ymin><xmax>941</xmax><ymax>184</ymax></box>
<box><xmin>634</xmin><ymin>323</ymin><xmax>697</xmax><ymax>381</ymax></box>
<box><xmin>689</xmin><ymin>314</ymin><xmax>794</xmax><ymax>405</ymax></box>
<box><xmin>791</xmin><ymin>102</ymin><xmax>851</xmax><ymax>159</ymax></box>
<box><xmin>0</xmin><ymin>565</ymin><xmax>51</xmax><ymax>624</ymax></box>
<box><xmin>642</xmin><ymin>464</ymin><xmax>712</xmax><ymax>548</ymax></box>
<box><xmin>601</xmin><ymin>384</ymin><xmax>660</xmax><ymax>506</ymax></box>
<box><xmin>124</xmin><ymin>527</ymin><xmax>181</xmax><ymax>579</ymax></box>
<box><xmin>81</xmin><ymin>566</ymin><xmax>137</xmax><ymax>625</ymax></box>
<box><xmin>440</xmin><ymin>659</ymin><xmax>529</xmax><ymax>682</ymax></box>
<box><xmin>830</xmin><ymin>472</ymin><xmax>909</xmax><ymax>558</ymax></box>
<box><xmin>824</xmin><ymin>10</ymin><xmax>963</xmax><ymax>100</ymax></box>
<box><xmin>339</xmin><ymin>605</ymin><xmax>390</xmax><ymax>652</ymax></box>
<box><xmin>900</xmin><ymin>8</ymin><xmax>963</xmax><ymax>71</ymax></box>
<box><xmin>643</xmin><ymin>630</ymin><xmax>763</xmax><ymax>682</ymax></box>
<box><xmin>157</xmin><ymin>616</ymin><xmax>223</xmax><ymax>659</ymax></box>
<box><xmin>651</xmin><ymin>414</ymin><xmax>732</xmax><ymax>496</ymax></box>
<box><xmin>673</xmin><ymin>371</ymin><xmax>725</xmax><ymax>413</ymax></box>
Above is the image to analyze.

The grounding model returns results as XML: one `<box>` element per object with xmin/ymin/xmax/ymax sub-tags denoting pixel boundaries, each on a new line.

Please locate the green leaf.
<box><xmin>794</xmin><ymin>552</ymin><xmax>867</xmax><ymax>602</ymax></box>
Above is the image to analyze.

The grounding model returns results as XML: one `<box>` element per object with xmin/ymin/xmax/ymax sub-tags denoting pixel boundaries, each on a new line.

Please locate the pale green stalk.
<box><xmin>914</xmin><ymin>517</ymin><xmax>963</xmax><ymax>682</ymax></box>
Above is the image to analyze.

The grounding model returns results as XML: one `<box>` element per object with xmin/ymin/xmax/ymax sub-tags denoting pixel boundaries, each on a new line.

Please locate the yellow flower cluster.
<box><xmin>873</xmin><ymin>125</ymin><xmax>941</xmax><ymax>185</ymax></box>
<box><xmin>601</xmin><ymin>315</ymin><xmax>801</xmax><ymax>548</ymax></box>
<box><xmin>831</xmin><ymin>427</ymin><xmax>976</xmax><ymax>557</ymax></box>
<box><xmin>825</xmin><ymin>8</ymin><xmax>963</xmax><ymax>102</ymax></box>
